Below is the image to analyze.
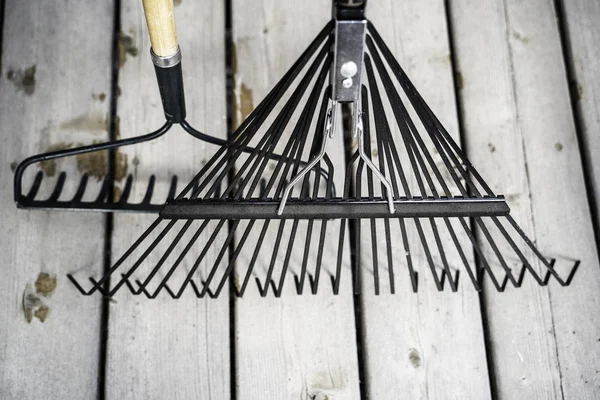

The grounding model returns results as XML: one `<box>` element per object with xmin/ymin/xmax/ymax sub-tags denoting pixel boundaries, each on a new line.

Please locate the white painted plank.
<box><xmin>358</xmin><ymin>1</ymin><xmax>491</xmax><ymax>398</ymax></box>
<box><xmin>0</xmin><ymin>0</ymin><xmax>112</xmax><ymax>398</ymax></box>
<box><xmin>105</xmin><ymin>0</ymin><xmax>230</xmax><ymax>398</ymax></box>
<box><xmin>232</xmin><ymin>1</ymin><xmax>361</xmax><ymax>399</ymax></box>
<box><xmin>450</xmin><ymin>0</ymin><xmax>600</xmax><ymax>398</ymax></box>
<box><xmin>560</xmin><ymin>0</ymin><xmax>600</xmax><ymax>236</ymax></box>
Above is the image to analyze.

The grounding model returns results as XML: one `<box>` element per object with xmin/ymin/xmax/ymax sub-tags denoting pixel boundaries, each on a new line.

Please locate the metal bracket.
<box><xmin>331</xmin><ymin>20</ymin><xmax>367</xmax><ymax>102</ymax></box>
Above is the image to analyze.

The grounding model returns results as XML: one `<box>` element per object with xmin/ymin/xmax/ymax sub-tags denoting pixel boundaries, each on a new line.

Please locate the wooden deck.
<box><xmin>1</xmin><ymin>0</ymin><xmax>599</xmax><ymax>398</ymax></box>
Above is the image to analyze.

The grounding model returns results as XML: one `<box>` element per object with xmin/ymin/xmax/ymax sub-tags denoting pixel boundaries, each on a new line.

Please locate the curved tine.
<box><xmin>161</xmin><ymin>283</ymin><xmax>182</xmax><ymax>299</ymax></box>
<box><xmin>213</xmin><ymin>222</ymin><xmax>256</xmax><ymax>298</ymax></box>
<box><xmin>457</xmin><ymin>217</ymin><xmax>506</xmax><ymax>292</ymax></box>
<box><xmin>238</xmin><ymin>220</ymin><xmax>271</xmax><ymax>296</ymax></box>
<box><xmin>189</xmin><ymin>280</ymin><xmax>206</xmax><ymax>298</ymax></box>
<box><xmin>67</xmin><ymin>274</ymin><xmax>98</xmax><ymax>295</ymax></box>
<box><xmin>88</xmin><ymin>277</ymin><xmax>109</xmax><ymax>296</ymax></box>
<box><xmin>332</xmin><ymin>219</ymin><xmax>347</xmax><ymax>295</ymax></box>
<box><xmin>443</xmin><ymin>218</ymin><xmax>481</xmax><ymax>291</ymax></box>
<box><xmin>489</xmin><ymin>216</ymin><xmax>548</xmax><ymax>285</ymax></box>
<box><xmin>95</xmin><ymin>176</ymin><xmax>112</xmax><ymax>202</ymax></box>
<box><xmin>47</xmin><ymin>172</ymin><xmax>67</xmax><ymax>202</ymax></box>
<box><xmin>167</xmin><ymin>175</ymin><xmax>178</xmax><ymax>200</ymax></box>
<box><xmin>118</xmin><ymin>175</ymin><xmax>134</xmax><ymax>203</ymax></box>
<box><xmin>104</xmin><ymin>219</ymin><xmax>177</xmax><ymax>295</ymax></box>
<box><xmin>199</xmin><ymin>223</ymin><xmax>238</xmax><ymax>297</ymax></box>
<box><xmin>25</xmin><ymin>171</ymin><xmax>44</xmax><ymax>201</ymax></box>
<box><xmin>71</xmin><ymin>174</ymin><xmax>89</xmax><ymax>202</ymax></box>
<box><xmin>140</xmin><ymin>175</ymin><xmax>156</xmax><ymax>205</ymax></box>
<box><xmin>13</xmin><ymin>121</ymin><xmax>172</xmax><ymax>202</ymax></box>
<box><xmin>120</xmin><ymin>275</ymin><xmax>142</xmax><ymax>295</ymax></box>
<box><xmin>198</xmin><ymin>281</ymin><xmax>218</xmax><ymax>299</ymax></box>
<box><xmin>539</xmin><ymin>258</ymin><xmax>580</xmax><ymax>287</ymax></box>
<box><xmin>310</xmin><ymin>220</ymin><xmax>328</xmax><ymax>295</ymax></box>
<box><xmin>133</xmin><ymin>279</ymin><xmax>155</xmax><ymax>298</ymax></box>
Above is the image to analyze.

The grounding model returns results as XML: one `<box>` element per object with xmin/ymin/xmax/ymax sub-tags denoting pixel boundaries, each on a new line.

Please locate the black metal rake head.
<box><xmin>66</xmin><ymin>16</ymin><xmax>579</xmax><ymax>299</ymax></box>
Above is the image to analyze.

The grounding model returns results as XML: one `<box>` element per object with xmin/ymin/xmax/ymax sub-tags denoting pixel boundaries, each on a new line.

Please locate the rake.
<box><xmin>17</xmin><ymin>0</ymin><xmax>578</xmax><ymax>297</ymax></box>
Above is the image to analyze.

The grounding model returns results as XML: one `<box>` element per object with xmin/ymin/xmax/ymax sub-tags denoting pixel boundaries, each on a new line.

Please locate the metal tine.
<box><xmin>365</xmin><ymin>86</ymin><xmax>396</xmax><ymax>294</ymax></box>
<box><xmin>367</xmin><ymin>23</ymin><xmax>496</xmax><ymax>197</ymax></box>
<box><xmin>354</xmin><ymin>159</ymin><xmax>366</xmax><ymax>295</ymax></box>
<box><xmin>457</xmin><ymin>217</ymin><xmax>511</xmax><ymax>291</ymax></box>
<box><xmin>214</xmin><ymin>42</ymin><xmax>332</xmax><ymax>202</ymax></box>
<box><xmin>198</xmin><ymin>219</ymin><xmax>239</xmax><ymax>297</ymax></box>
<box><xmin>360</xmin><ymin>93</ymin><xmax>381</xmax><ymax>295</ymax></box>
<box><xmin>176</xmin><ymin>25</ymin><xmax>333</xmax><ymax>202</ymax></box>
<box><xmin>488</xmin><ymin>216</ymin><xmax>549</xmax><ymax>286</ymax></box>
<box><xmin>95</xmin><ymin>175</ymin><xmax>112</xmax><ymax>203</ymax></box>
<box><xmin>215</xmin><ymin>220</ymin><xmax>256</xmax><ymax>298</ymax></box>
<box><xmin>295</xmin><ymin>88</ymin><xmax>331</xmax><ymax>294</ymax></box>
<box><xmin>256</xmin><ymin>220</ymin><xmax>288</xmax><ymax>297</ymax></box>
<box><xmin>132</xmin><ymin>219</ymin><xmax>195</xmax><ymax>296</ymax></box>
<box><xmin>363</xmin><ymin>82</ymin><xmax>412</xmax><ymax>199</ymax></box>
<box><xmin>365</xmin><ymin>54</ymin><xmax>438</xmax><ymax>199</ymax></box>
<box><xmin>259</xmin><ymin>78</ymin><xmax>329</xmax><ymax>295</ymax></box>
<box><xmin>25</xmin><ymin>171</ymin><xmax>44</xmax><ymax>201</ymax></box>
<box><xmin>71</xmin><ymin>174</ymin><xmax>89</xmax><ymax>202</ymax></box>
<box><xmin>121</xmin><ymin>70</ymin><xmax>312</xmax><ymax>292</ymax></box>
<box><xmin>399</xmin><ymin>218</ymin><xmax>418</xmax><ymax>292</ymax></box>
<box><xmin>192</xmin><ymin>280</ymin><xmax>217</xmax><ymax>299</ymax></box>
<box><xmin>332</xmin><ymin>151</ymin><xmax>359</xmax><ymax>294</ymax></box>
<box><xmin>118</xmin><ymin>175</ymin><xmax>134</xmax><ymax>203</ymax></box>
<box><xmin>363</xmin><ymin>55</ymin><xmax>428</xmax><ymax>198</ymax></box>
<box><xmin>362</xmin><ymin>85</ymin><xmax>414</xmax><ymax>292</ymax></box>
<box><xmin>250</xmin><ymin>82</ymin><xmax>331</xmax><ymax>295</ymax></box>
<box><xmin>140</xmin><ymin>219</ymin><xmax>210</xmax><ymax>298</ymax></box>
<box><xmin>473</xmin><ymin>217</ymin><xmax>521</xmax><ymax>288</ymax></box>
<box><xmin>443</xmin><ymin>217</ymin><xmax>481</xmax><ymax>291</ymax></box>
<box><xmin>503</xmin><ymin>215</ymin><xmax>579</xmax><ymax>286</ymax></box>
<box><xmin>104</xmin><ymin>220</ymin><xmax>180</xmax><ymax>296</ymax></box>
<box><xmin>367</xmin><ymin>38</ymin><xmax>474</xmax><ymax>198</ymax></box>
<box><xmin>428</xmin><ymin>217</ymin><xmax>459</xmax><ymax>292</ymax></box>
<box><xmin>140</xmin><ymin>175</ymin><xmax>156</xmax><ymax>205</ymax></box>
<box><xmin>311</xmin><ymin>151</ymin><xmax>335</xmax><ymax>294</ymax></box>
<box><xmin>241</xmin><ymin>56</ymin><xmax>333</xmax><ymax>203</ymax></box>
<box><xmin>171</xmin><ymin>219</ymin><xmax>228</xmax><ymax>298</ymax></box>
<box><xmin>413</xmin><ymin>218</ymin><xmax>446</xmax><ymax>291</ymax></box>
<box><xmin>366</xmin><ymin>50</ymin><xmax>451</xmax><ymax>199</ymax></box>
<box><xmin>167</xmin><ymin>175</ymin><xmax>178</xmax><ymax>200</ymax></box>
<box><xmin>47</xmin><ymin>172</ymin><xmax>66</xmax><ymax>202</ymax></box>
<box><xmin>67</xmin><ymin>217</ymin><xmax>168</xmax><ymax>295</ymax></box>
<box><xmin>238</xmin><ymin>220</ymin><xmax>271</xmax><ymax>297</ymax></box>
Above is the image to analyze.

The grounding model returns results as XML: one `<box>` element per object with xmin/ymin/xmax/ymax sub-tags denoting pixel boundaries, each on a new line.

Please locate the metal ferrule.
<box><xmin>150</xmin><ymin>46</ymin><xmax>182</xmax><ymax>68</ymax></box>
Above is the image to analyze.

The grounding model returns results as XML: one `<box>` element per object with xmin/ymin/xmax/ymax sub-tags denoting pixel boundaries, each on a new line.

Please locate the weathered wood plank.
<box><xmin>105</xmin><ymin>1</ymin><xmax>230</xmax><ymax>398</ymax></box>
<box><xmin>450</xmin><ymin>0</ymin><xmax>600</xmax><ymax>397</ymax></box>
<box><xmin>232</xmin><ymin>1</ymin><xmax>361</xmax><ymax>399</ymax></box>
<box><xmin>0</xmin><ymin>0</ymin><xmax>113</xmax><ymax>398</ymax></box>
<box><xmin>357</xmin><ymin>1</ymin><xmax>491</xmax><ymax>398</ymax></box>
<box><xmin>559</xmin><ymin>0</ymin><xmax>600</xmax><ymax>238</ymax></box>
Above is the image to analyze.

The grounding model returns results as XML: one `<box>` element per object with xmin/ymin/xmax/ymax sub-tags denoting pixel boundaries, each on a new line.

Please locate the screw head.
<box><xmin>342</xmin><ymin>78</ymin><xmax>353</xmax><ymax>88</ymax></box>
<box><xmin>340</xmin><ymin>61</ymin><xmax>358</xmax><ymax>78</ymax></box>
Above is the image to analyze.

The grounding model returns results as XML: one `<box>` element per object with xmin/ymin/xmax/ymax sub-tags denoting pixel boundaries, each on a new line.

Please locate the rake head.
<box><xmin>67</xmin><ymin>19</ymin><xmax>579</xmax><ymax>299</ymax></box>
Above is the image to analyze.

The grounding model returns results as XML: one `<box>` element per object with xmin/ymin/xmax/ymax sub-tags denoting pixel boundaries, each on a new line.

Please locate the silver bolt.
<box><xmin>342</xmin><ymin>78</ymin><xmax>353</xmax><ymax>88</ymax></box>
<box><xmin>340</xmin><ymin>61</ymin><xmax>358</xmax><ymax>78</ymax></box>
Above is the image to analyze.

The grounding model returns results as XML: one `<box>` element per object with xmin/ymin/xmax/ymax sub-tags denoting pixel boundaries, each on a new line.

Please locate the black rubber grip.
<box><xmin>154</xmin><ymin>62</ymin><xmax>187</xmax><ymax>123</ymax></box>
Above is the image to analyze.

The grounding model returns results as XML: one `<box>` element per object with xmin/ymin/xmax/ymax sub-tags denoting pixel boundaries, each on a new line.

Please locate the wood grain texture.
<box><xmin>105</xmin><ymin>1</ymin><xmax>230</xmax><ymax>398</ymax></box>
<box><xmin>450</xmin><ymin>0</ymin><xmax>600</xmax><ymax>397</ymax></box>
<box><xmin>560</xmin><ymin>0</ymin><xmax>600</xmax><ymax>237</ymax></box>
<box><xmin>358</xmin><ymin>1</ymin><xmax>491</xmax><ymax>398</ymax></box>
<box><xmin>232</xmin><ymin>1</ymin><xmax>361</xmax><ymax>399</ymax></box>
<box><xmin>142</xmin><ymin>0</ymin><xmax>179</xmax><ymax>56</ymax></box>
<box><xmin>0</xmin><ymin>0</ymin><xmax>112</xmax><ymax>398</ymax></box>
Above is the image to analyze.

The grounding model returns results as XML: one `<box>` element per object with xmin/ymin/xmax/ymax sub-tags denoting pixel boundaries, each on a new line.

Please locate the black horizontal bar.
<box><xmin>160</xmin><ymin>196</ymin><xmax>510</xmax><ymax>220</ymax></box>
<box><xmin>15</xmin><ymin>199</ymin><xmax>162</xmax><ymax>213</ymax></box>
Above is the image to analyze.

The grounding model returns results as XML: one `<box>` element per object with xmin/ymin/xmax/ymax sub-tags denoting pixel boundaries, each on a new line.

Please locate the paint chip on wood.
<box><xmin>118</xmin><ymin>31</ymin><xmax>139</xmax><ymax>68</ymax></box>
<box><xmin>408</xmin><ymin>348</ymin><xmax>422</xmax><ymax>368</ymax></box>
<box><xmin>35</xmin><ymin>272</ymin><xmax>57</xmax><ymax>297</ymax></box>
<box><xmin>7</xmin><ymin>65</ymin><xmax>37</xmax><ymax>95</ymax></box>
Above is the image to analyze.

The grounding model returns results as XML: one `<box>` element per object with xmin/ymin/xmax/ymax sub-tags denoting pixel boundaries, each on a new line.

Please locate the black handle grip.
<box><xmin>154</xmin><ymin>62</ymin><xmax>187</xmax><ymax>123</ymax></box>
<box><xmin>335</xmin><ymin>0</ymin><xmax>367</xmax><ymax>20</ymax></box>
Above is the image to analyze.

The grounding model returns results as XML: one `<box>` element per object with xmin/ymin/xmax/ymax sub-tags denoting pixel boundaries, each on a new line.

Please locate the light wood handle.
<box><xmin>142</xmin><ymin>0</ymin><xmax>178</xmax><ymax>57</ymax></box>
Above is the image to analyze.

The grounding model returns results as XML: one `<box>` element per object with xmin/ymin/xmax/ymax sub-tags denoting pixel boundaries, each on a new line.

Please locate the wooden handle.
<box><xmin>142</xmin><ymin>0</ymin><xmax>178</xmax><ymax>57</ymax></box>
